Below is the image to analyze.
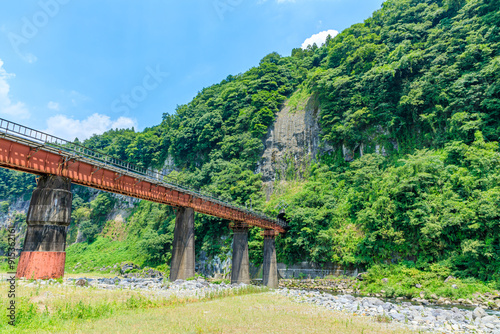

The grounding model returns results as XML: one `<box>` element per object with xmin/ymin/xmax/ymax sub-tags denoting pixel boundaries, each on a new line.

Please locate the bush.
<box><xmin>0</xmin><ymin>201</ymin><xmax>9</xmax><ymax>214</ymax></box>
<box><xmin>358</xmin><ymin>264</ymin><xmax>495</xmax><ymax>300</ymax></box>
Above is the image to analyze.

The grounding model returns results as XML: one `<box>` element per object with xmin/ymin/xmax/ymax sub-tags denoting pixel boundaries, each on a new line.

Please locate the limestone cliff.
<box><xmin>257</xmin><ymin>94</ymin><xmax>330</xmax><ymax>199</ymax></box>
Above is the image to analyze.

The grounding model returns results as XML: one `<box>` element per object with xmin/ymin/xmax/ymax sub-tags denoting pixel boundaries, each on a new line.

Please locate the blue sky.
<box><xmin>0</xmin><ymin>0</ymin><xmax>383</xmax><ymax>140</ymax></box>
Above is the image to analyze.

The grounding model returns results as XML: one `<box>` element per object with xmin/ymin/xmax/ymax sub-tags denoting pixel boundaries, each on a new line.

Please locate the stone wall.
<box><xmin>276</xmin><ymin>262</ymin><xmax>362</xmax><ymax>279</ymax></box>
<box><xmin>247</xmin><ymin>261</ymin><xmax>362</xmax><ymax>280</ymax></box>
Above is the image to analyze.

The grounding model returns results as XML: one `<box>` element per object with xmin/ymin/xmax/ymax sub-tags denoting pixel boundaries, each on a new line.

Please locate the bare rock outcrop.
<box><xmin>257</xmin><ymin>94</ymin><xmax>330</xmax><ymax>199</ymax></box>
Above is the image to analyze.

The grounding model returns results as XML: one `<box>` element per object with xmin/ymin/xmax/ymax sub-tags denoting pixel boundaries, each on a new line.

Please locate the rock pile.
<box><xmin>19</xmin><ymin>276</ymin><xmax>256</xmax><ymax>300</ymax></box>
<box><xmin>280</xmin><ymin>279</ymin><xmax>500</xmax><ymax>310</ymax></box>
<box><xmin>280</xmin><ymin>278</ymin><xmax>360</xmax><ymax>294</ymax></box>
<box><xmin>278</xmin><ymin>288</ymin><xmax>500</xmax><ymax>334</ymax></box>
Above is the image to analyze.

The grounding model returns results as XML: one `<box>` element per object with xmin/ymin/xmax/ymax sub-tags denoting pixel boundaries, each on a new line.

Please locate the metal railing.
<box><xmin>0</xmin><ymin>118</ymin><xmax>287</xmax><ymax>228</ymax></box>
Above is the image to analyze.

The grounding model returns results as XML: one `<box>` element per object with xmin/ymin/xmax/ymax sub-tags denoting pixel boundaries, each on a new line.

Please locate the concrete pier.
<box><xmin>230</xmin><ymin>223</ymin><xmax>250</xmax><ymax>284</ymax></box>
<box><xmin>169</xmin><ymin>207</ymin><xmax>195</xmax><ymax>281</ymax></box>
<box><xmin>262</xmin><ymin>230</ymin><xmax>278</xmax><ymax>288</ymax></box>
<box><xmin>16</xmin><ymin>175</ymin><xmax>72</xmax><ymax>279</ymax></box>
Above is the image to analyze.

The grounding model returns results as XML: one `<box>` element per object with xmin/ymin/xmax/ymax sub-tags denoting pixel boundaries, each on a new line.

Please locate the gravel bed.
<box><xmin>278</xmin><ymin>288</ymin><xmax>500</xmax><ymax>334</ymax></box>
<box><xmin>18</xmin><ymin>276</ymin><xmax>257</xmax><ymax>300</ymax></box>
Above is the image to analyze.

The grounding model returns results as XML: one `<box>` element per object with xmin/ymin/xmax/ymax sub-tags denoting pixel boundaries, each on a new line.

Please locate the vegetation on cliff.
<box><xmin>271</xmin><ymin>133</ymin><xmax>500</xmax><ymax>281</ymax></box>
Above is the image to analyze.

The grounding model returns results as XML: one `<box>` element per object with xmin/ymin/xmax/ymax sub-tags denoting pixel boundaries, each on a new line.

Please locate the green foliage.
<box><xmin>211</xmin><ymin>278</ymin><xmax>231</xmax><ymax>285</ymax></box>
<box><xmin>288</xmin><ymin>85</ymin><xmax>311</xmax><ymax>113</ymax></box>
<box><xmin>74</xmin><ymin>193</ymin><xmax>117</xmax><ymax>243</ymax></box>
<box><xmin>0</xmin><ymin>169</ymin><xmax>35</xmax><ymax>201</ymax></box>
<box><xmin>67</xmin><ymin>200</ymin><xmax>178</xmax><ymax>270</ymax></box>
<box><xmin>138</xmin><ymin>230</ymin><xmax>172</xmax><ymax>264</ymax></box>
<box><xmin>0</xmin><ymin>201</ymin><xmax>9</xmax><ymax>214</ymax></box>
<box><xmin>359</xmin><ymin>264</ymin><xmax>494</xmax><ymax>300</ymax></box>
<box><xmin>90</xmin><ymin>193</ymin><xmax>116</xmax><ymax>223</ymax></box>
<box><xmin>269</xmin><ymin>133</ymin><xmax>500</xmax><ymax>281</ymax></box>
<box><xmin>160</xmin><ymin>50</ymin><xmax>313</xmax><ymax>196</ymax></box>
<box><xmin>65</xmin><ymin>237</ymin><xmax>144</xmax><ymax>271</ymax></box>
<box><xmin>313</xmin><ymin>0</ymin><xmax>500</xmax><ymax>151</ymax></box>
<box><xmin>195</xmin><ymin>214</ymin><xmax>231</xmax><ymax>260</ymax></box>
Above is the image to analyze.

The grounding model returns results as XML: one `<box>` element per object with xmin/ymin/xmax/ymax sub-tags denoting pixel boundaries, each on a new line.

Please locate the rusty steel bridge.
<box><xmin>0</xmin><ymin>118</ymin><xmax>287</xmax><ymax>233</ymax></box>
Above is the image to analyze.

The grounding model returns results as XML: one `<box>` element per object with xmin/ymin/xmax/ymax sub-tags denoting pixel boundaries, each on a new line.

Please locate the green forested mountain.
<box><xmin>315</xmin><ymin>0</ymin><xmax>500</xmax><ymax>152</ymax></box>
<box><xmin>1</xmin><ymin>0</ymin><xmax>500</xmax><ymax>281</ymax></box>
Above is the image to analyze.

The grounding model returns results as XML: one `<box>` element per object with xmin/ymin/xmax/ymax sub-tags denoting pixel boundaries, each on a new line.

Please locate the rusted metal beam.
<box><xmin>0</xmin><ymin>136</ymin><xmax>287</xmax><ymax>233</ymax></box>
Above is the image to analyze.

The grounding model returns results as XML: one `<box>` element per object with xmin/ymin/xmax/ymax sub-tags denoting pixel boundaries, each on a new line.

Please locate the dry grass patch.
<box><xmin>63</xmin><ymin>272</ymin><xmax>120</xmax><ymax>279</ymax></box>
<box><xmin>100</xmin><ymin>218</ymin><xmax>127</xmax><ymax>241</ymax></box>
<box><xmin>1</xmin><ymin>282</ymin><xmax>414</xmax><ymax>333</ymax></box>
<box><xmin>64</xmin><ymin>293</ymin><xmax>412</xmax><ymax>334</ymax></box>
<box><xmin>0</xmin><ymin>281</ymin><xmax>264</xmax><ymax>333</ymax></box>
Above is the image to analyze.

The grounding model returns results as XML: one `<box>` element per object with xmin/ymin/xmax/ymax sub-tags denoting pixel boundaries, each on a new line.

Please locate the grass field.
<box><xmin>70</xmin><ymin>293</ymin><xmax>411</xmax><ymax>334</ymax></box>
<box><xmin>0</xmin><ymin>280</ymin><xmax>412</xmax><ymax>334</ymax></box>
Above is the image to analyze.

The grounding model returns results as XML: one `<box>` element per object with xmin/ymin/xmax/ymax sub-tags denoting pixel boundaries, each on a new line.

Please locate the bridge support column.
<box><xmin>169</xmin><ymin>207</ymin><xmax>195</xmax><ymax>281</ymax></box>
<box><xmin>230</xmin><ymin>222</ymin><xmax>250</xmax><ymax>284</ymax></box>
<box><xmin>16</xmin><ymin>175</ymin><xmax>72</xmax><ymax>280</ymax></box>
<box><xmin>262</xmin><ymin>229</ymin><xmax>278</xmax><ymax>288</ymax></box>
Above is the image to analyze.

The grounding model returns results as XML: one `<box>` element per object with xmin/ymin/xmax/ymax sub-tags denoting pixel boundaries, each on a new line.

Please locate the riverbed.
<box><xmin>278</xmin><ymin>288</ymin><xmax>500</xmax><ymax>333</ymax></box>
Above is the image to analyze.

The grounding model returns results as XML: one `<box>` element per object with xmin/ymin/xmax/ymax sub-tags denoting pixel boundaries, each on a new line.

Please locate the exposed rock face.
<box><xmin>196</xmin><ymin>250</ymin><xmax>232</xmax><ymax>279</ymax></box>
<box><xmin>342</xmin><ymin>125</ymin><xmax>399</xmax><ymax>162</ymax></box>
<box><xmin>107</xmin><ymin>194</ymin><xmax>138</xmax><ymax>222</ymax></box>
<box><xmin>0</xmin><ymin>197</ymin><xmax>30</xmax><ymax>228</ymax></box>
<box><xmin>256</xmin><ymin>94</ymin><xmax>400</xmax><ymax>198</ymax></box>
<box><xmin>257</xmin><ymin>94</ymin><xmax>329</xmax><ymax>199</ymax></box>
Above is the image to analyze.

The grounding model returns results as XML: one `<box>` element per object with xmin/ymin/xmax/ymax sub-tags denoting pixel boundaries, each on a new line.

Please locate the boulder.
<box><xmin>481</xmin><ymin>315</ymin><xmax>497</xmax><ymax>323</ymax></box>
<box><xmin>76</xmin><ymin>279</ymin><xmax>88</xmax><ymax>287</ymax></box>
<box><xmin>451</xmin><ymin>313</ymin><xmax>465</xmax><ymax>322</ymax></box>
<box><xmin>389</xmin><ymin>313</ymin><xmax>405</xmax><ymax>322</ymax></box>
<box><xmin>444</xmin><ymin>275</ymin><xmax>456</xmax><ymax>283</ymax></box>
<box><xmin>473</xmin><ymin>307</ymin><xmax>488</xmax><ymax>319</ymax></box>
<box><xmin>364</xmin><ymin>297</ymin><xmax>384</xmax><ymax>306</ymax></box>
<box><xmin>356</xmin><ymin>272</ymin><xmax>367</xmax><ymax>281</ymax></box>
<box><xmin>120</xmin><ymin>262</ymin><xmax>140</xmax><ymax>274</ymax></box>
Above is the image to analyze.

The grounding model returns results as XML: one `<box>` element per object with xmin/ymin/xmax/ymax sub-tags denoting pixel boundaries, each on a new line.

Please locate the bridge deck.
<box><xmin>0</xmin><ymin>118</ymin><xmax>286</xmax><ymax>233</ymax></box>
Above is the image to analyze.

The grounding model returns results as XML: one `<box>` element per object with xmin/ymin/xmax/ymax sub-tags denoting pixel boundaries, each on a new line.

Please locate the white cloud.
<box><xmin>47</xmin><ymin>101</ymin><xmax>60</xmax><ymax>111</ymax></box>
<box><xmin>44</xmin><ymin>113</ymin><xmax>137</xmax><ymax>141</ymax></box>
<box><xmin>111</xmin><ymin>116</ymin><xmax>137</xmax><ymax>130</ymax></box>
<box><xmin>301</xmin><ymin>29</ymin><xmax>339</xmax><ymax>49</ymax></box>
<box><xmin>0</xmin><ymin>59</ymin><xmax>30</xmax><ymax>119</ymax></box>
